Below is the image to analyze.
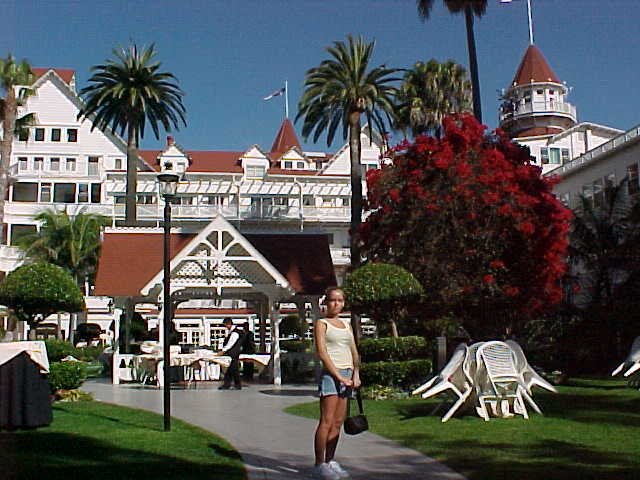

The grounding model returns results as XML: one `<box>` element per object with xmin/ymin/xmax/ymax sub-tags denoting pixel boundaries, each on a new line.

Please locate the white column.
<box><xmin>112</xmin><ymin>307</ymin><xmax>123</xmax><ymax>385</ymax></box>
<box><xmin>269</xmin><ymin>299</ymin><xmax>282</xmax><ymax>386</ymax></box>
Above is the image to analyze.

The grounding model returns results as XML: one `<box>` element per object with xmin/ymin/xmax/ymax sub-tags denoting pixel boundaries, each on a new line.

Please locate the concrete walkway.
<box><xmin>84</xmin><ymin>380</ymin><xmax>465</xmax><ymax>480</ymax></box>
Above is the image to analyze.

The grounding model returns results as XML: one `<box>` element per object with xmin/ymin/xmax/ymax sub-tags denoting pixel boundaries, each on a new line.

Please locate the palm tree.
<box><xmin>417</xmin><ymin>0</ymin><xmax>487</xmax><ymax>123</ymax></box>
<box><xmin>297</xmin><ymin>36</ymin><xmax>398</xmax><ymax>340</ymax></box>
<box><xmin>17</xmin><ymin>208</ymin><xmax>109</xmax><ymax>286</ymax></box>
<box><xmin>1</xmin><ymin>55</ymin><xmax>35</xmax><ymax>244</ymax></box>
<box><xmin>395</xmin><ymin>59</ymin><xmax>471</xmax><ymax>137</ymax></box>
<box><xmin>570</xmin><ymin>184</ymin><xmax>640</xmax><ymax>361</ymax></box>
<box><xmin>297</xmin><ymin>36</ymin><xmax>398</xmax><ymax>269</ymax></box>
<box><xmin>78</xmin><ymin>44</ymin><xmax>186</xmax><ymax>226</ymax></box>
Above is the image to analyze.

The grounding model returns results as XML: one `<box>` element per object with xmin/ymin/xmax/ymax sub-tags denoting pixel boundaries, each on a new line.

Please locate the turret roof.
<box><xmin>511</xmin><ymin>45</ymin><xmax>560</xmax><ymax>86</ymax></box>
<box><xmin>270</xmin><ymin>118</ymin><xmax>301</xmax><ymax>154</ymax></box>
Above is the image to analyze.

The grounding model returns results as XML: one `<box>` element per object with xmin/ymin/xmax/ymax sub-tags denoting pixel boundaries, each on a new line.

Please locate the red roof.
<box><xmin>271</xmin><ymin>119</ymin><xmax>301</xmax><ymax>155</ymax></box>
<box><xmin>139</xmin><ymin>150</ymin><xmax>244</xmax><ymax>173</ymax></box>
<box><xmin>32</xmin><ymin>67</ymin><xmax>75</xmax><ymax>85</ymax></box>
<box><xmin>514</xmin><ymin>126</ymin><xmax>564</xmax><ymax>138</ymax></box>
<box><xmin>94</xmin><ymin>232</ymin><xmax>195</xmax><ymax>297</ymax></box>
<box><xmin>512</xmin><ymin>45</ymin><xmax>560</xmax><ymax>86</ymax></box>
<box><xmin>94</xmin><ymin>232</ymin><xmax>336</xmax><ymax>297</ymax></box>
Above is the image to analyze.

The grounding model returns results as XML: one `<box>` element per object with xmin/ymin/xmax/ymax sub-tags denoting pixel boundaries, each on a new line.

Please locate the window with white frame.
<box><xmin>53</xmin><ymin>183</ymin><xmax>76</xmax><ymax>203</ymax></box>
<box><xmin>114</xmin><ymin>158</ymin><xmax>123</xmax><ymax>170</ymax></box>
<box><xmin>137</xmin><ymin>194</ymin><xmax>157</xmax><ymax>204</ymax></box>
<box><xmin>88</xmin><ymin>156</ymin><xmax>100</xmax><ymax>176</ymax></box>
<box><xmin>245</xmin><ymin>165</ymin><xmax>265</xmax><ymax>178</ymax></box>
<box><xmin>13</xmin><ymin>183</ymin><xmax>38</xmax><ymax>202</ymax></box>
<box><xmin>296</xmin><ymin>161</ymin><xmax>305</xmax><ymax>169</ymax></box>
<box><xmin>18</xmin><ymin>157</ymin><xmax>28</xmax><ymax>171</ymax></box>
<box><xmin>283</xmin><ymin>161</ymin><xmax>293</xmax><ymax>169</ymax></box>
<box><xmin>78</xmin><ymin>184</ymin><xmax>89</xmax><ymax>203</ymax></box>
<box><xmin>51</xmin><ymin>128</ymin><xmax>61</xmax><ymax>142</ymax></box>
<box><xmin>50</xmin><ymin>157</ymin><xmax>60</xmax><ymax>171</ymax></box>
<box><xmin>34</xmin><ymin>128</ymin><xmax>44</xmax><ymax>142</ymax></box>
<box><xmin>67</xmin><ymin>128</ymin><xmax>78</xmax><ymax>142</ymax></box>
<box><xmin>66</xmin><ymin>158</ymin><xmax>76</xmax><ymax>172</ymax></box>
<box><xmin>540</xmin><ymin>147</ymin><xmax>569</xmax><ymax>165</ymax></box>
<box><xmin>91</xmin><ymin>184</ymin><xmax>101</xmax><ymax>203</ymax></box>
<box><xmin>177</xmin><ymin>196</ymin><xmax>194</xmax><ymax>205</ymax></box>
<box><xmin>34</xmin><ymin>157</ymin><xmax>43</xmax><ymax>171</ymax></box>
<box><xmin>40</xmin><ymin>183</ymin><xmax>52</xmax><ymax>203</ymax></box>
<box><xmin>303</xmin><ymin>195</ymin><xmax>314</xmax><ymax>206</ymax></box>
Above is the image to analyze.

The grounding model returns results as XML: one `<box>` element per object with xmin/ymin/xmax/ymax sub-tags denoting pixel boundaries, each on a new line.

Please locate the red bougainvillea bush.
<box><xmin>360</xmin><ymin>114</ymin><xmax>572</xmax><ymax>336</ymax></box>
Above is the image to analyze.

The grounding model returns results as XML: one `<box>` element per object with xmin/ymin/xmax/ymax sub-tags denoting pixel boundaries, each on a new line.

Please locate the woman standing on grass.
<box><xmin>313</xmin><ymin>287</ymin><xmax>361</xmax><ymax>480</ymax></box>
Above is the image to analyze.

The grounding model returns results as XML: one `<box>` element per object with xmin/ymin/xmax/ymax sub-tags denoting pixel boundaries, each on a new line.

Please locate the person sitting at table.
<box><xmin>217</xmin><ymin>318</ymin><xmax>244</xmax><ymax>390</ymax></box>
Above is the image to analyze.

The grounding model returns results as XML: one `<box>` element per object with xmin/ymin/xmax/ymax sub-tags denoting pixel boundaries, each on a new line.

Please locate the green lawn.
<box><xmin>0</xmin><ymin>400</ymin><xmax>246</xmax><ymax>480</ymax></box>
<box><xmin>286</xmin><ymin>378</ymin><xmax>640</xmax><ymax>480</ymax></box>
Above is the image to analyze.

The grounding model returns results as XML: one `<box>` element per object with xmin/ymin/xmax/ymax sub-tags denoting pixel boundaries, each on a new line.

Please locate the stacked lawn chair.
<box><xmin>413</xmin><ymin>340</ymin><xmax>556</xmax><ymax>422</ymax></box>
<box><xmin>611</xmin><ymin>336</ymin><xmax>640</xmax><ymax>387</ymax></box>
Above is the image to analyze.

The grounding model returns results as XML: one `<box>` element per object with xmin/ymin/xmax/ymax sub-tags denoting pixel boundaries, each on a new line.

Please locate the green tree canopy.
<box><xmin>17</xmin><ymin>208</ymin><xmax>109</xmax><ymax>285</ymax></box>
<box><xmin>1</xmin><ymin>55</ymin><xmax>35</xmax><ymax>244</ymax></box>
<box><xmin>343</xmin><ymin>263</ymin><xmax>423</xmax><ymax>337</ymax></box>
<box><xmin>395</xmin><ymin>59</ymin><xmax>471</xmax><ymax>137</ymax></box>
<box><xmin>78</xmin><ymin>44</ymin><xmax>186</xmax><ymax>225</ymax></box>
<box><xmin>0</xmin><ymin>262</ymin><xmax>85</xmax><ymax>326</ymax></box>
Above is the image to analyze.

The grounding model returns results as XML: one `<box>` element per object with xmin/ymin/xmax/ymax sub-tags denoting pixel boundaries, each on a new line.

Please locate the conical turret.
<box><xmin>499</xmin><ymin>45</ymin><xmax>577</xmax><ymax>138</ymax></box>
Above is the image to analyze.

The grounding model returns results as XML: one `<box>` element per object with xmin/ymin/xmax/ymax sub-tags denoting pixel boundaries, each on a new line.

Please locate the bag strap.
<box><xmin>348</xmin><ymin>389</ymin><xmax>364</xmax><ymax>416</ymax></box>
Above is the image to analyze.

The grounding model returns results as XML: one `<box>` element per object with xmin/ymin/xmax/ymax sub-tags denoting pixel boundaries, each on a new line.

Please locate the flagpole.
<box><xmin>285</xmin><ymin>80</ymin><xmax>289</xmax><ymax>119</ymax></box>
<box><xmin>527</xmin><ymin>0</ymin><xmax>534</xmax><ymax>44</ymax></box>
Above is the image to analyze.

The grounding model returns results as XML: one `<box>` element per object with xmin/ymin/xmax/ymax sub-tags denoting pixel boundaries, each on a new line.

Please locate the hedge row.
<box><xmin>48</xmin><ymin>361</ymin><xmax>87</xmax><ymax>393</ymax></box>
<box><xmin>360</xmin><ymin>359</ymin><xmax>432</xmax><ymax>389</ymax></box>
<box><xmin>359</xmin><ymin>336</ymin><xmax>431</xmax><ymax>363</ymax></box>
<box><xmin>45</xmin><ymin>339</ymin><xmax>104</xmax><ymax>362</ymax></box>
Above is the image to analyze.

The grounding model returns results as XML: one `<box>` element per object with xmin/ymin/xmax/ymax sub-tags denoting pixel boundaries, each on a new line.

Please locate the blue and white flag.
<box><xmin>263</xmin><ymin>87</ymin><xmax>285</xmax><ymax>101</ymax></box>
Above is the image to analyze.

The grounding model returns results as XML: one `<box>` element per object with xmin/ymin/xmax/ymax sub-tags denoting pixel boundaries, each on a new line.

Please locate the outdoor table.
<box><xmin>0</xmin><ymin>341</ymin><xmax>52</xmax><ymax>430</ymax></box>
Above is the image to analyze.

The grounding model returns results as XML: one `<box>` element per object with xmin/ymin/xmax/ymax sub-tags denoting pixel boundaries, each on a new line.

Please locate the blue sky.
<box><xmin>3</xmin><ymin>0</ymin><xmax>639</xmax><ymax>153</ymax></box>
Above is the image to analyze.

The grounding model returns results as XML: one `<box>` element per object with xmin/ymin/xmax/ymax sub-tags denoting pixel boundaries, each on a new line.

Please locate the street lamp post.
<box><xmin>158</xmin><ymin>172</ymin><xmax>180</xmax><ymax>432</ymax></box>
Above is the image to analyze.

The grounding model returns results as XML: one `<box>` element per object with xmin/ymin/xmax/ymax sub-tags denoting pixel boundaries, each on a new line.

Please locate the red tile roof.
<box><xmin>32</xmin><ymin>67</ymin><xmax>75</xmax><ymax>85</ymax></box>
<box><xmin>94</xmin><ymin>232</ymin><xmax>336</xmax><ymax>297</ymax></box>
<box><xmin>139</xmin><ymin>150</ymin><xmax>244</xmax><ymax>173</ymax></box>
<box><xmin>514</xmin><ymin>126</ymin><xmax>564</xmax><ymax>138</ymax></box>
<box><xmin>271</xmin><ymin>119</ymin><xmax>301</xmax><ymax>155</ymax></box>
<box><xmin>245</xmin><ymin>234</ymin><xmax>336</xmax><ymax>295</ymax></box>
<box><xmin>512</xmin><ymin>45</ymin><xmax>560</xmax><ymax>86</ymax></box>
<box><xmin>94</xmin><ymin>232</ymin><xmax>195</xmax><ymax>297</ymax></box>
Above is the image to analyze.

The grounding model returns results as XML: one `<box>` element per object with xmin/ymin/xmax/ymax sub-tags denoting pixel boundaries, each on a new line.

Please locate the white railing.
<box><xmin>500</xmin><ymin>101</ymin><xmax>577</xmax><ymax>122</ymax></box>
<box><xmin>302</xmin><ymin>206</ymin><xmax>350</xmax><ymax>220</ymax></box>
<box><xmin>5</xmin><ymin>202</ymin><xmax>113</xmax><ymax>217</ymax></box>
<box><xmin>0</xmin><ymin>244</ymin><xmax>25</xmax><ymax>272</ymax></box>
<box><xmin>553</xmin><ymin>124</ymin><xmax>640</xmax><ymax>177</ymax></box>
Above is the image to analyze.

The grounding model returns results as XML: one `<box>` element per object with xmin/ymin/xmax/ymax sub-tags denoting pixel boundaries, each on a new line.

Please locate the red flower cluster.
<box><xmin>361</xmin><ymin>114</ymin><xmax>572</xmax><ymax>331</ymax></box>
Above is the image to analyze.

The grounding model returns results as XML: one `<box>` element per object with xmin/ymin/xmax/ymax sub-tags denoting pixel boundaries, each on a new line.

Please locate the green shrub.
<box><xmin>48</xmin><ymin>361</ymin><xmax>87</xmax><ymax>393</ymax></box>
<box><xmin>45</xmin><ymin>339</ymin><xmax>104</xmax><ymax>362</ymax></box>
<box><xmin>361</xmin><ymin>384</ymin><xmax>408</xmax><ymax>400</ymax></box>
<box><xmin>359</xmin><ymin>336</ymin><xmax>431</xmax><ymax>362</ymax></box>
<box><xmin>280</xmin><ymin>339</ymin><xmax>312</xmax><ymax>352</ymax></box>
<box><xmin>360</xmin><ymin>359</ymin><xmax>432</xmax><ymax>390</ymax></box>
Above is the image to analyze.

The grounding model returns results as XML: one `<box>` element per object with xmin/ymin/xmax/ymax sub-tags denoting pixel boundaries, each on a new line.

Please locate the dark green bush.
<box><xmin>280</xmin><ymin>339</ymin><xmax>312</xmax><ymax>353</ymax></box>
<box><xmin>360</xmin><ymin>359</ymin><xmax>432</xmax><ymax>389</ymax></box>
<box><xmin>48</xmin><ymin>361</ymin><xmax>87</xmax><ymax>393</ymax></box>
<box><xmin>45</xmin><ymin>339</ymin><xmax>104</xmax><ymax>362</ymax></box>
<box><xmin>359</xmin><ymin>336</ymin><xmax>431</xmax><ymax>362</ymax></box>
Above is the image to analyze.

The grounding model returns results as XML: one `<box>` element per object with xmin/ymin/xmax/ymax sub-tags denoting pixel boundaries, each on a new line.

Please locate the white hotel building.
<box><xmin>2</xmin><ymin>44</ymin><xmax>637</xmax><ymax>352</ymax></box>
<box><xmin>1</xmin><ymin>67</ymin><xmax>382</xmax><ymax>350</ymax></box>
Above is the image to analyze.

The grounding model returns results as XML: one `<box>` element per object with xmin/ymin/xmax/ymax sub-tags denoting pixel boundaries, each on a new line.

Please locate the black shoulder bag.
<box><xmin>343</xmin><ymin>389</ymin><xmax>368</xmax><ymax>435</ymax></box>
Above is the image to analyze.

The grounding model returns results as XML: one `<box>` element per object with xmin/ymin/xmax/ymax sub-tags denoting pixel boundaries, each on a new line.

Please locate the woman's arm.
<box><xmin>315</xmin><ymin>320</ymin><xmax>353</xmax><ymax>386</ymax></box>
<box><xmin>349</xmin><ymin>338</ymin><xmax>361</xmax><ymax>388</ymax></box>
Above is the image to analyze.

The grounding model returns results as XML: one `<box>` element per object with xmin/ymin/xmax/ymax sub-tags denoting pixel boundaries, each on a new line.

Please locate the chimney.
<box><xmin>167</xmin><ymin>135</ymin><xmax>174</xmax><ymax>147</ymax></box>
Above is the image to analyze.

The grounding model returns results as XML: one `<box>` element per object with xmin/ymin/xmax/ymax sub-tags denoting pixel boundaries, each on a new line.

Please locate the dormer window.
<box><xmin>283</xmin><ymin>161</ymin><xmax>293</xmax><ymax>169</ymax></box>
<box><xmin>246</xmin><ymin>165</ymin><xmax>266</xmax><ymax>178</ymax></box>
<box><xmin>296</xmin><ymin>161</ymin><xmax>305</xmax><ymax>169</ymax></box>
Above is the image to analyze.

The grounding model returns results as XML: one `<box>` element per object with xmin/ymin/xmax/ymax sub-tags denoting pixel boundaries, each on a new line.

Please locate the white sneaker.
<box><xmin>312</xmin><ymin>463</ymin><xmax>340</xmax><ymax>480</ymax></box>
<box><xmin>328</xmin><ymin>460</ymin><xmax>350</xmax><ymax>478</ymax></box>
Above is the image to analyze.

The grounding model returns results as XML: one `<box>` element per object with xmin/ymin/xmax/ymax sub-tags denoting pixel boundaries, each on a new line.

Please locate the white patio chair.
<box><xmin>611</xmin><ymin>336</ymin><xmax>640</xmax><ymax>377</ymax></box>
<box><xmin>475</xmin><ymin>341</ymin><xmax>529</xmax><ymax>421</ymax></box>
<box><xmin>412</xmin><ymin>343</ymin><xmax>473</xmax><ymax>422</ymax></box>
<box><xmin>505</xmin><ymin>340</ymin><xmax>556</xmax><ymax>415</ymax></box>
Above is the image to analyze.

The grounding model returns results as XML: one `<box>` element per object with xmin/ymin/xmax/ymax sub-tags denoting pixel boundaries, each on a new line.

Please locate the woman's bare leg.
<box><xmin>325</xmin><ymin>396</ymin><xmax>348</xmax><ymax>462</ymax></box>
<box><xmin>314</xmin><ymin>395</ymin><xmax>339</xmax><ymax>465</ymax></box>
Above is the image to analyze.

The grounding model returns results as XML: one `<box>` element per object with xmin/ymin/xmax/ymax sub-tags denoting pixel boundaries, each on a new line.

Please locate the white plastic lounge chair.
<box><xmin>412</xmin><ymin>343</ymin><xmax>473</xmax><ymax>422</ymax></box>
<box><xmin>611</xmin><ymin>336</ymin><xmax>640</xmax><ymax>377</ymax></box>
<box><xmin>475</xmin><ymin>341</ymin><xmax>529</xmax><ymax>421</ymax></box>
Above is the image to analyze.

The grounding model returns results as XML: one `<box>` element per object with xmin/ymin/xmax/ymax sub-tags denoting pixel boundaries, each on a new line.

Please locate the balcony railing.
<box><xmin>500</xmin><ymin>100</ymin><xmax>577</xmax><ymax>122</ymax></box>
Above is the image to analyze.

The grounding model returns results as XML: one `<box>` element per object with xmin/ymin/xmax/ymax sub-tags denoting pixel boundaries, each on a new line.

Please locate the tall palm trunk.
<box><xmin>0</xmin><ymin>89</ymin><xmax>16</xmax><ymax>245</ymax></box>
<box><xmin>348</xmin><ymin>110</ymin><xmax>363</xmax><ymax>341</ymax></box>
<box><xmin>464</xmin><ymin>5</ymin><xmax>482</xmax><ymax>123</ymax></box>
<box><xmin>125</xmin><ymin>123</ymin><xmax>138</xmax><ymax>226</ymax></box>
